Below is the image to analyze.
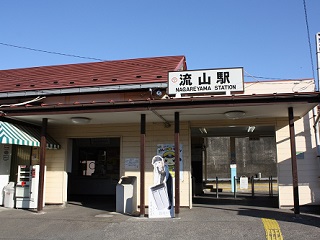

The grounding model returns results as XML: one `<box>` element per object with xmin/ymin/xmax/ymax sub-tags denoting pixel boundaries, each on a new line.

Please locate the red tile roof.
<box><xmin>0</xmin><ymin>55</ymin><xmax>186</xmax><ymax>93</ymax></box>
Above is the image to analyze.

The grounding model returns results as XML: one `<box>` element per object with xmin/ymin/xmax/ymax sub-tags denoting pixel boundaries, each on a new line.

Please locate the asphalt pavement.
<box><xmin>0</xmin><ymin>194</ymin><xmax>319</xmax><ymax>240</ymax></box>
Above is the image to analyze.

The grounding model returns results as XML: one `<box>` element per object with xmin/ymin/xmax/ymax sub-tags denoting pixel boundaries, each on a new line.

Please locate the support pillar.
<box><xmin>288</xmin><ymin>107</ymin><xmax>300</xmax><ymax>214</ymax></box>
<box><xmin>230</xmin><ymin>137</ymin><xmax>237</xmax><ymax>193</ymax></box>
<box><xmin>203</xmin><ymin>139</ymin><xmax>208</xmax><ymax>182</ymax></box>
<box><xmin>37</xmin><ymin>118</ymin><xmax>47</xmax><ymax>212</ymax></box>
<box><xmin>174</xmin><ymin>112</ymin><xmax>180</xmax><ymax>215</ymax></box>
<box><xmin>140</xmin><ymin>114</ymin><xmax>146</xmax><ymax>217</ymax></box>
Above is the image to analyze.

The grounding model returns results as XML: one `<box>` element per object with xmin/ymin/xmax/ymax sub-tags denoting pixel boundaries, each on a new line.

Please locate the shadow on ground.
<box><xmin>193</xmin><ymin>192</ymin><xmax>279</xmax><ymax>208</ymax></box>
<box><xmin>67</xmin><ymin>194</ymin><xmax>116</xmax><ymax>212</ymax></box>
<box><xmin>193</xmin><ymin>191</ymin><xmax>320</xmax><ymax>229</ymax></box>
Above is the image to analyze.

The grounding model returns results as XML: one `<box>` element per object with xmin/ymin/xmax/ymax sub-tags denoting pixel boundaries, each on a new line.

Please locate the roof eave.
<box><xmin>2</xmin><ymin>92</ymin><xmax>319</xmax><ymax>116</ymax></box>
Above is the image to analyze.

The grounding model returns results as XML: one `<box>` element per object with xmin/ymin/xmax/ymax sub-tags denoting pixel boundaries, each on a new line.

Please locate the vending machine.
<box><xmin>15</xmin><ymin>165</ymin><xmax>45</xmax><ymax>209</ymax></box>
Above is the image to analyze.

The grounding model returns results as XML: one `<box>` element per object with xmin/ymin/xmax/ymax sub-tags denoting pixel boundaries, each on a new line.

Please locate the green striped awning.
<box><xmin>0</xmin><ymin>121</ymin><xmax>60</xmax><ymax>149</ymax></box>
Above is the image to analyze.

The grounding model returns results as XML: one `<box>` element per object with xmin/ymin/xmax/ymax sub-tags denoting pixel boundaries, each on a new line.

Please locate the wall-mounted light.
<box><xmin>156</xmin><ymin>89</ymin><xmax>163</xmax><ymax>96</ymax></box>
<box><xmin>224</xmin><ymin>111</ymin><xmax>246</xmax><ymax>119</ymax></box>
<box><xmin>199</xmin><ymin>127</ymin><xmax>207</xmax><ymax>134</ymax></box>
<box><xmin>247</xmin><ymin>126</ymin><xmax>255</xmax><ymax>132</ymax></box>
<box><xmin>71</xmin><ymin>117</ymin><xmax>91</xmax><ymax>124</ymax></box>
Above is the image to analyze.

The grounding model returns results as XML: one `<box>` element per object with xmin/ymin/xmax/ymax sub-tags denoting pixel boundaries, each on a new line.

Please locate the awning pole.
<box><xmin>174</xmin><ymin>112</ymin><xmax>180</xmax><ymax>216</ymax></box>
<box><xmin>288</xmin><ymin>107</ymin><xmax>300</xmax><ymax>214</ymax></box>
<box><xmin>140</xmin><ymin>114</ymin><xmax>146</xmax><ymax>217</ymax></box>
<box><xmin>37</xmin><ymin>118</ymin><xmax>47</xmax><ymax>212</ymax></box>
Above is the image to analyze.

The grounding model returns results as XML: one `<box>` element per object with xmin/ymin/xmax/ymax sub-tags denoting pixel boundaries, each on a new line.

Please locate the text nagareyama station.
<box><xmin>168</xmin><ymin>67</ymin><xmax>244</xmax><ymax>95</ymax></box>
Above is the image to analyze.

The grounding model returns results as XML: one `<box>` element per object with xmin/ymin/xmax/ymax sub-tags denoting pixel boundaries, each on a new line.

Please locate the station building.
<box><xmin>0</xmin><ymin>55</ymin><xmax>319</xmax><ymax>213</ymax></box>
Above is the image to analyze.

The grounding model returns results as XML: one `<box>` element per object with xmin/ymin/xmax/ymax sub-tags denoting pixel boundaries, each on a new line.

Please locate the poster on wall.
<box><xmin>125</xmin><ymin>158</ymin><xmax>139</xmax><ymax>170</ymax></box>
<box><xmin>157</xmin><ymin>144</ymin><xmax>183</xmax><ymax>180</ymax></box>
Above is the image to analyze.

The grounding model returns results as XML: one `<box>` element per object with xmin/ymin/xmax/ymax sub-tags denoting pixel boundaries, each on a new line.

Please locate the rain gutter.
<box><xmin>0</xmin><ymin>82</ymin><xmax>168</xmax><ymax>98</ymax></box>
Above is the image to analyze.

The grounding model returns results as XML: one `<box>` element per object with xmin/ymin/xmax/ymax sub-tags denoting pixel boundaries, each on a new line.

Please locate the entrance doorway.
<box><xmin>191</xmin><ymin>126</ymin><xmax>278</xmax><ymax>207</ymax></box>
<box><xmin>67</xmin><ymin>137</ymin><xmax>120</xmax><ymax>208</ymax></box>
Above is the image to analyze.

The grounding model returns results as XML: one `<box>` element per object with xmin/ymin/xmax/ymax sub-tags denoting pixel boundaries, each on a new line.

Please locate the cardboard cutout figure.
<box><xmin>149</xmin><ymin>155</ymin><xmax>173</xmax><ymax>218</ymax></box>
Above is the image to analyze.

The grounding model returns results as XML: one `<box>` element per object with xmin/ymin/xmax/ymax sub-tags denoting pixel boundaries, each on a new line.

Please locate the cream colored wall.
<box><xmin>44</xmin><ymin>149</ymin><xmax>66</xmax><ymax>204</ymax></box>
<box><xmin>45</xmin><ymin>122</ymin><xmax>191</xmax><ymax>207</ymax></box>
<box><xmin>43</xmin><ymin>136</ymin><xmax>68</xmax><ymax>204</ymax></box>
<box><xmin>276</xmin><ymin>110</ymin><xmax>320</xmax><ymax>207</ymax></box>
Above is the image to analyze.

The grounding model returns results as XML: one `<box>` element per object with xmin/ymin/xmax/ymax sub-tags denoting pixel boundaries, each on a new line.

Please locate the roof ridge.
<box><xmin>0</xmin><ymin>55</ymin><xmax>185</xmax><ymax>71</ymax></box>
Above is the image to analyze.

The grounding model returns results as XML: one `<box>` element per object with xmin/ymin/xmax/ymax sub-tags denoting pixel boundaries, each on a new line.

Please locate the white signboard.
<box><xmin>168</xmin><ymin>67</ymin><xmax>244</xmax><ymax>95</ymax></box>
<box><xmin>240</xmin><ymin>176</ymin><xmax>248</xmax><ymax>190</ymax></box>
<box><xmin>125</xmin><ymin>158</ymin><xmax>139</xmax><ymax>170</ymax></box>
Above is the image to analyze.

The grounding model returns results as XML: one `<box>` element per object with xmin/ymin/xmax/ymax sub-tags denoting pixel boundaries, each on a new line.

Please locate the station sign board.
<box><xmin>168</xmin><ymin>67</ymin><xmax>244</xmax><ymax>95</ymax></box>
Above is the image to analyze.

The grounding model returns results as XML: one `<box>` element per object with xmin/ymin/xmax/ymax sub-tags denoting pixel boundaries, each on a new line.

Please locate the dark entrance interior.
<box><xmin>67</xmin><ymin>137</ymin><xmax>120</xmax><ymax>209</ymax></box>
<box><xmin>191</xmin><ymin>126</ymin><xmax>278</xmax><ymax>208</ymax></box>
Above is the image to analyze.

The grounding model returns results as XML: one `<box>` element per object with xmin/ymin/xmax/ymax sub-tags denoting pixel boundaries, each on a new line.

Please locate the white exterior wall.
<box><xmin>243</xmin><ymin>79</ymin><xmax>315</xmax><ymax>94</ymax></box>
<box><xmin>244</xmin><ymin>79</ymin><xmax>320</xmax><ymax>207</ymax></box>
<box><xmin>276</xmin><ymin>110</ymin><xmax>320</xmax><ymax>207</ymax></box>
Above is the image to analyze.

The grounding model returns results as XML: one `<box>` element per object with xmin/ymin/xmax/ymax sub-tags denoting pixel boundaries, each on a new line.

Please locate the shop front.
<box><xmin>0</xmin><ymin>119</ymin><xmax>60</xmax><ymax>207</ymax></box>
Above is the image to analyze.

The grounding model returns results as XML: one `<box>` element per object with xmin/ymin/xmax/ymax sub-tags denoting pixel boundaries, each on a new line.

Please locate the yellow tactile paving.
<box><xmin>262</xmin><ymin>218</ymin><xmax>284</xmax><ymax>240</ymax></box>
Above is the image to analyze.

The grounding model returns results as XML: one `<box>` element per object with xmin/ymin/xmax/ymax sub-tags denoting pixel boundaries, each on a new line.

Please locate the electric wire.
<box><xmin>303</xmin><ymin>0</ymin><xmax>316</xmax><ymax>80</ymax></box>
<box><xmin>0</xmin><ymin>42</ymin><xmax>180</xmax><ymax>70</ymax></box>
<box><xmin>0</xmin><ymin>42</ymin><xmax>105</xmax><ymax>61</ymax></box>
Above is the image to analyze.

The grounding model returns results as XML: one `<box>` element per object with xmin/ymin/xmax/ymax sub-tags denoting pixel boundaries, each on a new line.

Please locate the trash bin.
<box><xmin>116</xmin><ymin>176</ymin><xmax>137</xmax><ymax>215</ymax></box>
<box><xmin>4</xmin><ymin>182</ymin><xmax>15</xmax><ymax>208</ymax></box>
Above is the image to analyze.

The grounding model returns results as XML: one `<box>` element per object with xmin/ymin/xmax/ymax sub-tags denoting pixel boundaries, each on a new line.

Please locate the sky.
<box><xmin>0</xmin><ymin>0</ymin><xmax>319</xmax><ymax>83</ymax></box>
